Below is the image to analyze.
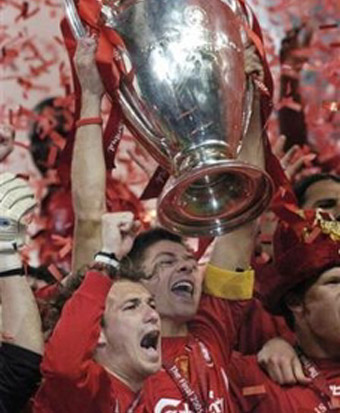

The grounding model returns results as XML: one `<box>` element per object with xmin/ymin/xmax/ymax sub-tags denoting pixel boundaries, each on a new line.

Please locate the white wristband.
<box><xmin>94</xmin><ymin>252</ymin><xmax>120</xmax><ymax>269</ymax></box>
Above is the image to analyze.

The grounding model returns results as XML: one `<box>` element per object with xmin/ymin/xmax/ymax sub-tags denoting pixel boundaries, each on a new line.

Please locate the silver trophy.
<box><xmin>64</xmin><ymin>0</ymin><xmax>273</xmax><ymax>237</ymax></box>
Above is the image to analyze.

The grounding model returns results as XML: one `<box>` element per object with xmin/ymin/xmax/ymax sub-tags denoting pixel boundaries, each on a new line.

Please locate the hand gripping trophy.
<box><xmin>64</xmin><ymin>0</ymin><xmax>273</xmax><ymax>236</ymax></box>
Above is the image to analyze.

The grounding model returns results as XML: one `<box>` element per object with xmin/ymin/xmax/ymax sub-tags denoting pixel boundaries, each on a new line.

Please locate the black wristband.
<box><xmin>0</xmin><ymin>267</ymin><xmax>24</xmax><ymax>278</ymax></box>
<box><xmin>95</xmin><ymin>251</ymin><xmax>118</xmax><ymax>260</ymax></box>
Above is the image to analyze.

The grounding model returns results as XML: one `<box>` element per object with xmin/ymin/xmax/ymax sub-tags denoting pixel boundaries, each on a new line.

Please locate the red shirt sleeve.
<box><xmin>228</xmin><ymin>353</ymin><xmax>270</xmax><ymax>413</ymax></box>
<box><xmin>237</xmin><ymin>298</ymin><xmax>296</xmax><ymax>355</ymax></box>
<box><xmin>189</xmin><ymin>294</ymin><xmax>249</xmax><ymax>366</ymax></box>
<box><xmin>34</xmin><ymin>284</ymin><xmax>59</xmax><ymax>300</ymax></box>
<box><xmin>41</xmin><ymin>271</ymin><xmax>112</xmax><ymax>387</ymax></box>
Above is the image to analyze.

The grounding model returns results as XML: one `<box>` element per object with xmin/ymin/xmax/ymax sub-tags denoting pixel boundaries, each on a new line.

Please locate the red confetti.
<box><xmin>305</xmin><ymin>226</ymin><xmax>322</xmax><ymax>244</ymax></box>
<box><xmin>45</xmin><ymin>0</ymin><xmax>62</xmax><ymax>7</ymax></box>
<box><xmin>59</xmin><ymin>239</ymin><xmax>72</xmax><ymax>259</ymax></box>
<box><xmin>322</xmin><ymin>101</ymin><xmax>340</xmax><ymax>112</ymax></box>
<box><xmin>47</xmin><ymin>264</ymin><xmax>63</xmax><ymax>282</ymax></box>
<box><xmin>53</xmin><ymin>36</ymin><xmax>64</xmax><ymax>46</ymax></box>
<box><xmin>14</xmin><ymin>2</ymin><xmax>40</xmax><ymax>23</ymax></box>
<box><xmin>319</xmin><ymin>23</ymin><xmax>339</xmax><ymax>30</ymax></box>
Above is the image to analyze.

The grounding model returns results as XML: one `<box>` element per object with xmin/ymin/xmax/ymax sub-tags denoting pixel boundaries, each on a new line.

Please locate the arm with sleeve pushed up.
<box><xmin>0</xmin><ymin>275</ymin><xmax>43</xmax><ymax>413</ymax></box>
<box><xmin>1</xmin><ymin>275</ymin><xmax>43</xmax><ymax>355</ymax></box>
<box><xmin>71</xmin><ymin>37</ymin><xmax>107</xmax><ymax>273</ymax></box>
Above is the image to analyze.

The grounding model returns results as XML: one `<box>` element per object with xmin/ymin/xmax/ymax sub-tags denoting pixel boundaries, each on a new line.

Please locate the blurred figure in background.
<box><xmin>294</xmin><ymin>173</ymin><xmax>340</xmax><ymax>221</ymax></box>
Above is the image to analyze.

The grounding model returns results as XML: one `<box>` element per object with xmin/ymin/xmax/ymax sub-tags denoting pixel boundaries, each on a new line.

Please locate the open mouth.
<box><xmin>171</xmin><ymin>280</ymin><xmax>194</xmax><ymax>298</ymax></box>
<box><xmin>140</xmin><ymin>330</ymin><xmax>160</xmax><ymax>359</ymax></box>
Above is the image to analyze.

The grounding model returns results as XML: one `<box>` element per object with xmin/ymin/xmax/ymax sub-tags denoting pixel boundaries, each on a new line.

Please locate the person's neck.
<box><xmin>297</xmin><ymin>330</ymin><xmax>340</xmax><ymax>360</ymax></box>
<box><xmin>94</xmin><ymin>350</ymin><xmax>143</xmax><ymax>392</ymax></box>
<box><xmin>161</xmin><ymin>317</ymin><xmax>188</xmax><ymax>337</ymax></box>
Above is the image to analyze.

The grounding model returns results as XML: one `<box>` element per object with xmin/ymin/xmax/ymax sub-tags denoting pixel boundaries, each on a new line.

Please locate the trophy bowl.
<box><xmin>64</xmin><ymin>0</ymin><xmax>273</xmax><ymax>237</ymax></box>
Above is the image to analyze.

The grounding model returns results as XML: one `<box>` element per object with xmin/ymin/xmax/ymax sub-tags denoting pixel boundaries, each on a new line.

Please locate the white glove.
<box><xmin>0</xmin><ymin>173</ymin><xmax>37</xmax><ymax>273</ymax></box>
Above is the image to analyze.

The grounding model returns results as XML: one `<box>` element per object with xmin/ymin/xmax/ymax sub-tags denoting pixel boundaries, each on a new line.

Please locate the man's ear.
<box><xmin>97</xmin><ymin>328</ymin><xmax>107</xmax><ymax>347</ymax></box>
<box><xmin>285</xmin><ymin>292</ymin><xmax>304</xmax><ymax>316</ymax></box>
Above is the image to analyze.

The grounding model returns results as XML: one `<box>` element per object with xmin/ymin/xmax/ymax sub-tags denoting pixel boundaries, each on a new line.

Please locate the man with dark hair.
<box><xmin>34</xmin><ymin>212</ymin><xmax>162</xmax><ymax>413</ymax></box>
<box><xmin>228</xmin><ymin>209</ymin><xmax>340</xmax><ymax>412</ymax></box>
<box><xmin>294</xmin><ymin>173</ymin><xmax>340</xmax><ymax>220</ymax></box>
<box><xmin>0</xmin><ymin>173</ymin><xmax>43</xmax><ymax>413</ymax></box>
<box><xmin>124</xmin><ymin>228</ymin><xmax>182</xmax><ymax>267</ymax></box>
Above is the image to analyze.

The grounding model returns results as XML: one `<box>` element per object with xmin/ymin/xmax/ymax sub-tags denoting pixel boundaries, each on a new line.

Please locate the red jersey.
<box><xmin>33</xmin><ymin>271</ymin><xmax>146</xmax><ymax>413</ymax></box>
<box><xmin>142</xmin><ymin>295</ymin><xmax>248</xmax><ymax>413</ymax></box>
<box><xmin>228</xmin><ymin>353</ymin><xmax>340</xmax><ymax>413</ymax></box>
<box><xmin>34</xmin><ymin>283</ymin><xmax>59</xmax><ymax>301</ymax></box>
<box><xmin>237</xmin><ymin>298</ymin><xmax>295</xmax><ymax>355</ymax></box>
<box><xmin>34</xmin><ymin>272</ymin><xmax>248</xmax><ymax>412</ymax></box>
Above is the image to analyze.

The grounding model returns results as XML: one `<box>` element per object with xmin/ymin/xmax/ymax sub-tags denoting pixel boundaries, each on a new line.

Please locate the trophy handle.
<box><xmin>63</xmin><ymin>0</ymin><xmax>87</xmax><ymax>39</ymax></box>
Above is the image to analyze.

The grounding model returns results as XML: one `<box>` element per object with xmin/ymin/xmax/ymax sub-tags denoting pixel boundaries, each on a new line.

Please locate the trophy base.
<box><xmin>157</xmin><ymin>160</ymin><xmax>273</xmax><ymax>237</ymax></box>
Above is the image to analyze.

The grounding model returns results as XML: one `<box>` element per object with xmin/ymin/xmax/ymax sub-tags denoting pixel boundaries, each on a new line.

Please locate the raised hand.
<box><xmin>101</xmin><ymin>212</ymin><xmax>141</xmax><ymax>260</ymax></box>
<box><xmin>74</xmin><ymin>35</ymin><xmax>105</xmax><ymax>99</ymax></box>
<box><xmin>271</xmin><ymin>135</ymin><xmax>316</xmax><ymax>181</ymax></box>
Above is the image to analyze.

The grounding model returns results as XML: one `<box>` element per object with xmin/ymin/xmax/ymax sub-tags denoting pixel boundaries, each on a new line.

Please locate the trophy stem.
<box><xmin>173</xmin><ymin>142</ymin><xmax>235</xmax><ymax>176</ymax></box>
<box><xmin>157</xmin><ymin>159</ymin><xmax>273</xmax><ymax>237</ymax></box>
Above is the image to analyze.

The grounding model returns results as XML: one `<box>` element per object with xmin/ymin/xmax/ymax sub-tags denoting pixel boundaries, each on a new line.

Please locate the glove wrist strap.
<box><xmin>0</xmin><ymin>268</ymin><xmax>24</xmax><ymax>278</ymax></box>
<box><xmin>0</xmin><ymin>251</ymin><xmax>22</xmax><ymax>274</ymax></box>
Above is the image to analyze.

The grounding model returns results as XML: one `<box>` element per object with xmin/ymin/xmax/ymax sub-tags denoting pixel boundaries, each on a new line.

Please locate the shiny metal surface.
<box><xmin>101</xmin><ymin>0</ymin><xmax>247</xmax><ymax>168</ymax></box>
<box><xmin>63</xmin><ymin>0</ymin><xmax>87</xmax><ymax>39</ymax></box>
<box><xmin>65</xmin><ymin>0</ymin><xmax>273</xmax><ymax>236</ymax></box>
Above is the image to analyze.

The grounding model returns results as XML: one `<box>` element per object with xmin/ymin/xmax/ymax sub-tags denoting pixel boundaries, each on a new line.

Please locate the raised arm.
<box><xmin>209</xmin><ymin>45</ymin><xmax>264</xmax><ymax>272</ymax></box>
<box><xmin>191</xmin><ymin>49</ymin><xmax>268</xmax><ymax>366</ymax></box>
<box><xmin>0</xmin><ymin>173</ymin><xmax>43</xmax><ymax>412</ymax></box>
<box><xmin>1</xmin><ymin>276</ymin><xmax>43</xmax><ymax>355</ymax></box>
<box><xmin>0</xmin><ymin>173</ymin><xmax>43</xmax><ymax>354</ymax></box>
<box><xmin>71</xmin><ymin>36</ymin><xmax>106</xmax><ymax>272</ymax></box>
